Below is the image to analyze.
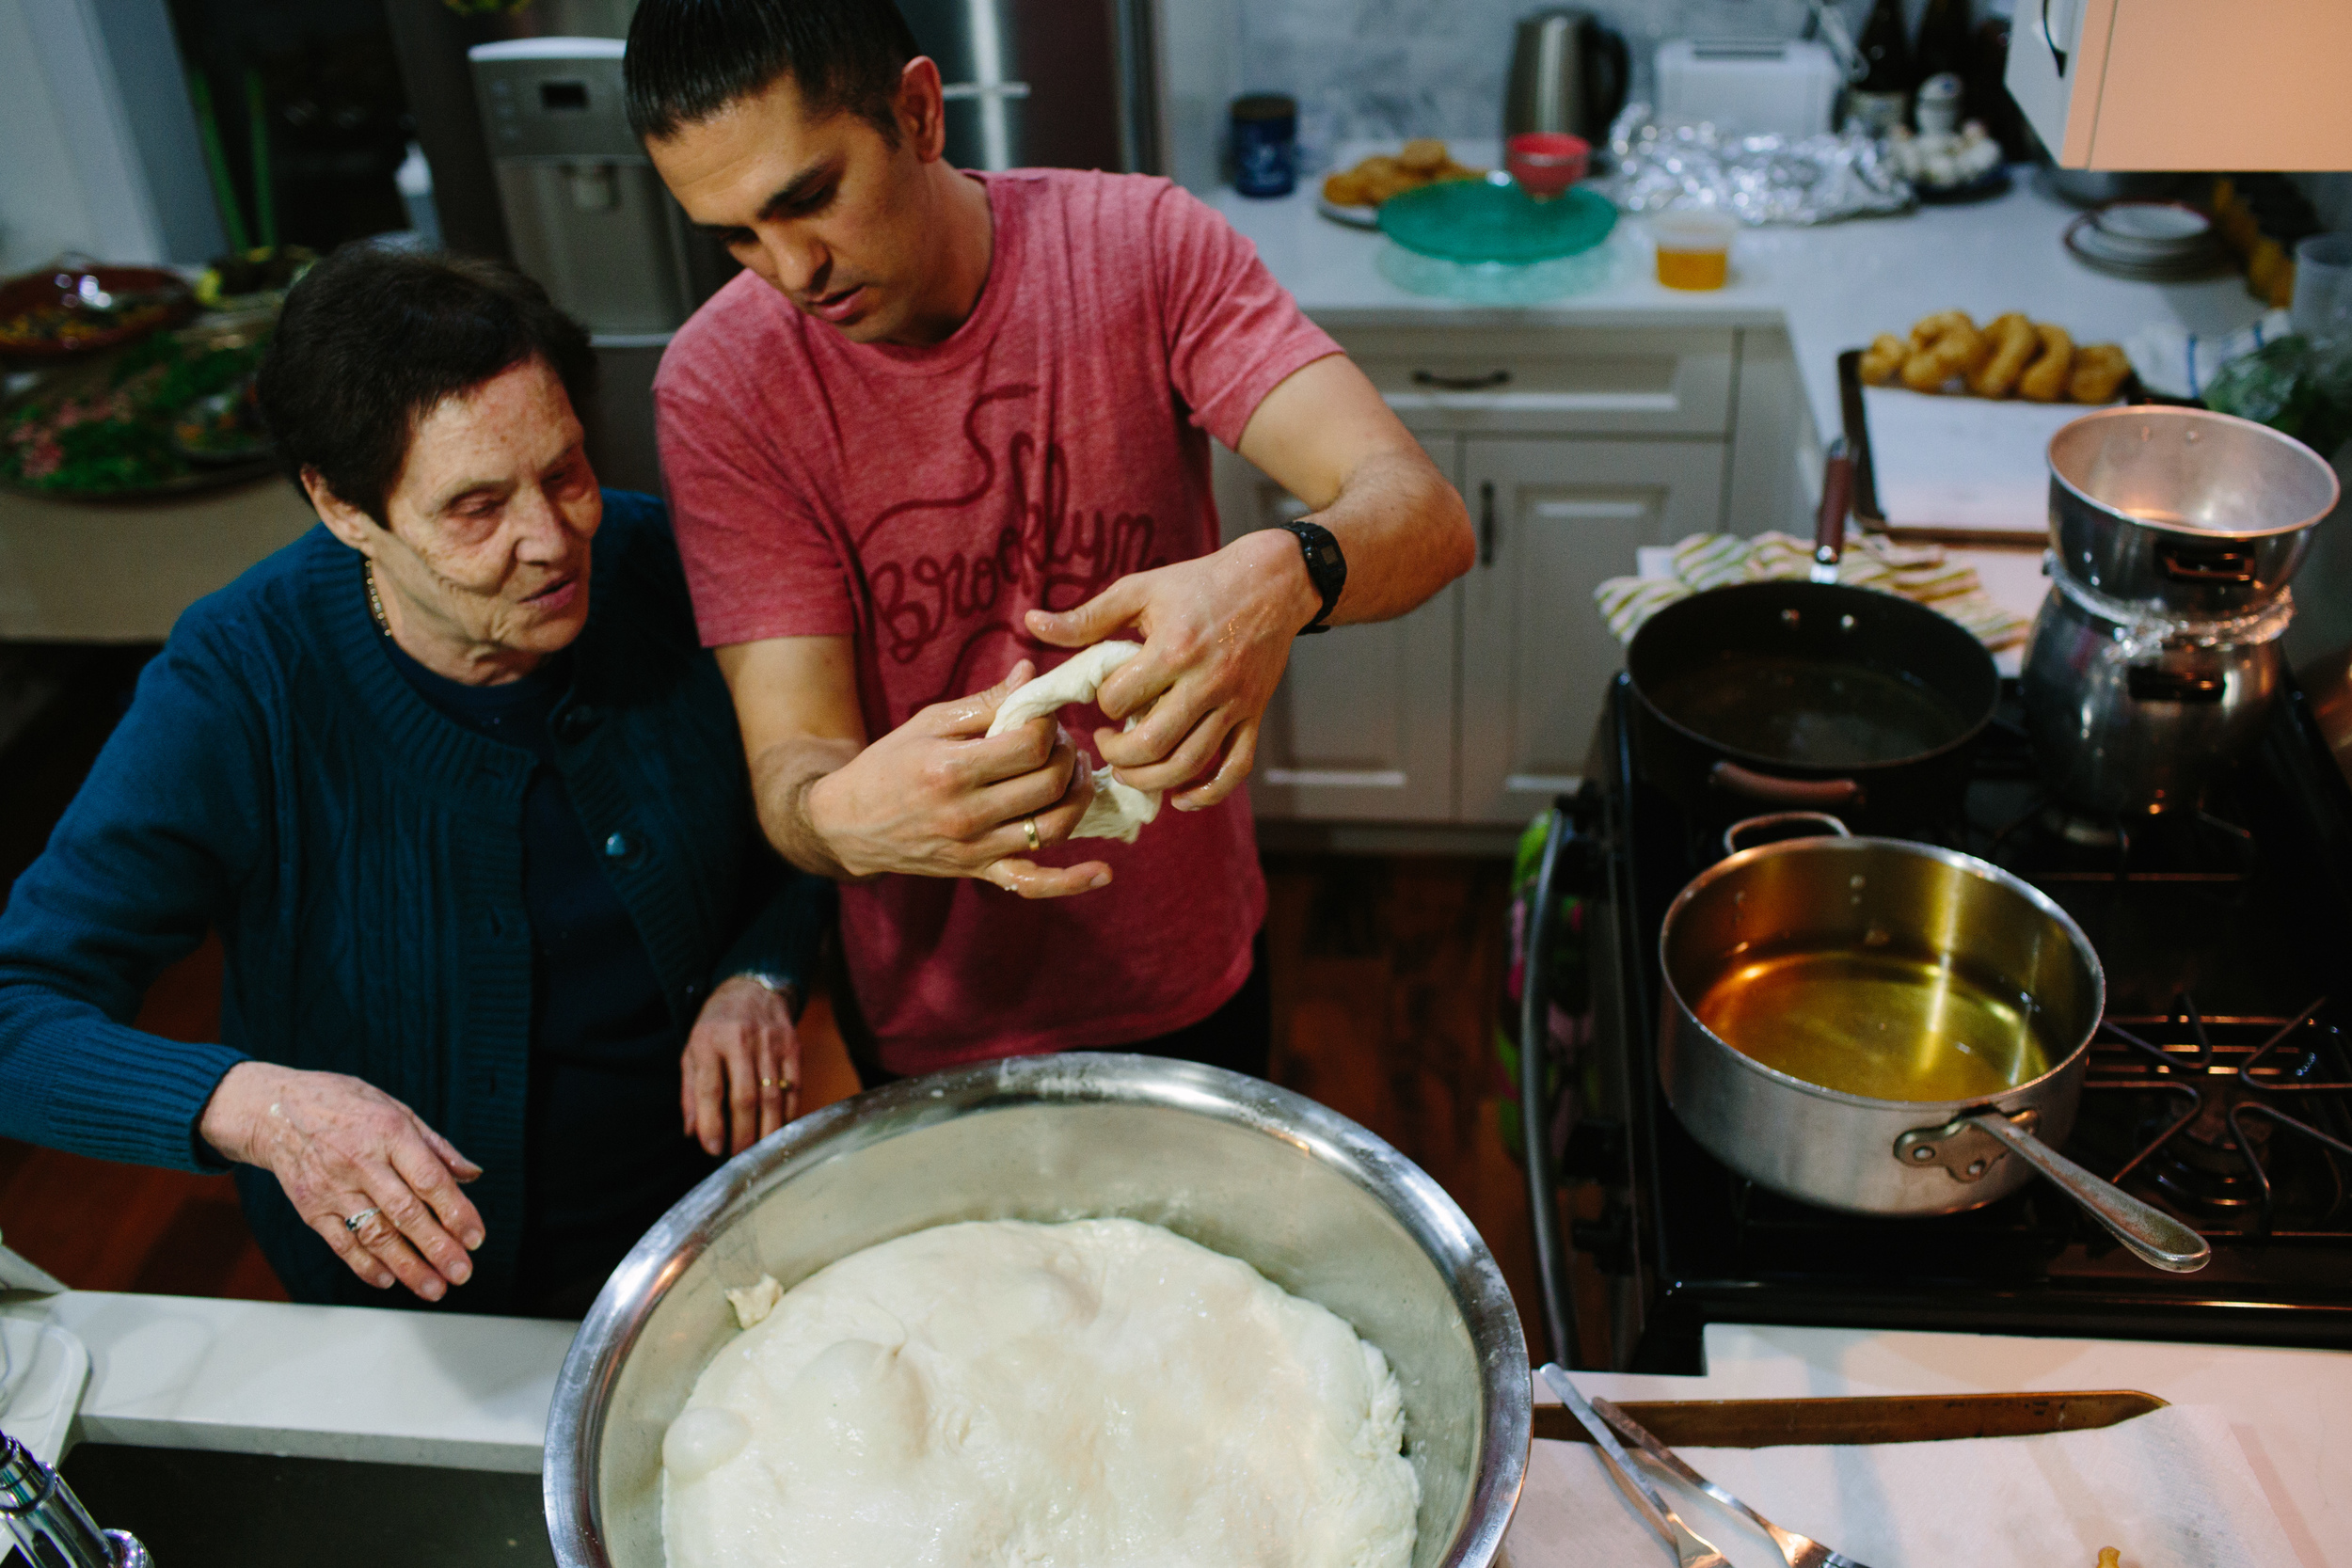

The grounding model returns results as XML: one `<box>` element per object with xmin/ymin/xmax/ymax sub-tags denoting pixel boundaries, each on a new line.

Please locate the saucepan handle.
<box><xmin>2125</xmin><ymin>666</ymin><xmax>2228</xmax><ymax>705</ymax></box>
<box><xmin>1709</xmin><ymin>760</ymin><xmax>1867</xmax><ymax>810</ymax></box>
<box><xmin>1965</xmin><ymin>1112</ymin><xmax>2211</xmax><ymax>1273</ymax></box>
<box><xmin>1721</xmin><ymin>811</ymin><xmax>1851</xmax><ymax>856</ymax></box>
<box><xmin>1813</xmin><ymin>438</ymin><xmax>1854</xmax><ymax>576</ymax></box>
<box><xmin>2155</xmin><ymin>540</ymin><xmax>2257</xmax><ymax>584</ymax></box>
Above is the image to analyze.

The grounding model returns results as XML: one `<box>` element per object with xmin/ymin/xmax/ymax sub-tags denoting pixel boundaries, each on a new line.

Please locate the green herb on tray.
<box><xmin>2</xmin><ymin>329</ymin><xmax>271</xmax><ymax>495</ymax></box>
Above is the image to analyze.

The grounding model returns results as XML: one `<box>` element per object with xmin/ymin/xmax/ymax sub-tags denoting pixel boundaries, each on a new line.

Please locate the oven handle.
<box><xmin>1521</xmin><ymin>796</ymin><xmax>1581</xmax><ymax>1368</ymax></box>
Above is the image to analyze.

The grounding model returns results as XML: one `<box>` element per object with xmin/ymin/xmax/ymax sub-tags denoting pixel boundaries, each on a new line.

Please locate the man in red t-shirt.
<box><xmin>626</xmin><ymin>0</ymin><xmax>1472</xmax><ymax>1081</ymax></box>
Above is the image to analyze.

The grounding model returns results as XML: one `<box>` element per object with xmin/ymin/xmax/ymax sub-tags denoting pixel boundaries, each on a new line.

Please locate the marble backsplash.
<box><xmin>1235</xmin><ymin>0</ymin><xmax>1905</xmax><ymax>158</ymax></box>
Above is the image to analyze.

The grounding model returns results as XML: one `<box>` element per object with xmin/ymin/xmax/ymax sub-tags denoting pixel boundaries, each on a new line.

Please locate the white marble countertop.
<box><xmin>5</xmin><ymin>1288</ymin><xmax>2344</xmax><ymax>1563</ymax></box>
<box><xmin>1</xmin><ymin>1290</ymin><xmax>570</xmax><ymax>1473</ymax></box>
<box><xmin>1211</xmin><ymin>160</ymin><xmax>2262</xmax><ymax>473</ymax></box>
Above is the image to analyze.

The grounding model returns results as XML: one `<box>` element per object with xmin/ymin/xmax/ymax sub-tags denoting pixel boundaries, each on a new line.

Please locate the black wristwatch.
<box><xmin>1280</xmin><ymin>519</ymin><xmax>1347</xmax><ymax>635</ymax></box>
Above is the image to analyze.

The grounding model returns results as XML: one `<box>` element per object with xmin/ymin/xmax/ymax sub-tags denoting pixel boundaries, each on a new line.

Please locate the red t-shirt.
<box><xmin>654</xmin><ymin>168</ymin><xmax>1340</xmax><ymax>1074</ymax></box>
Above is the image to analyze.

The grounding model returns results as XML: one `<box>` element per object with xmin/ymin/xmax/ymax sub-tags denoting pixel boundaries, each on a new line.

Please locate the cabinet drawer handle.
<box><xmin>1480</xmin><ymin>482</ymin><xmax>1498</xmax><ymax>566</ymax></box>
<box><xmin>1413</xmin><ymin>369</ymin><xmax>1513</xmax><ymax>391</ymax></box>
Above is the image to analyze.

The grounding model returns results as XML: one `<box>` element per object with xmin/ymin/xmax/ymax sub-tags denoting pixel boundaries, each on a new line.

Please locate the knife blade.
<box><xmin>1528</xmin><ymin>1389</ymin><xmax>2167</xmax><ymax>1449</ymax></box>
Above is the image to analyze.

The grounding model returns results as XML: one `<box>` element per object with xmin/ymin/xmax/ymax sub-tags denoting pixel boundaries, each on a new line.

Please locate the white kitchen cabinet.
<box><xmin>1222</xmin><ymin>324</ymin><xmax>1748</xmax><ymax>829</ymax></box>
<box><xmin>1215</xmin><ymin>441</ymin><xmax>1462</xmax><ymax>823</ymax></box>
<box><xmin>1457</xmin><ymin>436</ymin><xmax>1727</xmax><ymax>826</ymax></box>
<box><xmin>1726</xmin><ymin>327</ymin><xmax>1808</xmax><ymax>537</ymax></box>
<box><xmin>2005</xmin><ymin>0</ymin><xmax>2352</xmax><ymax>171</ymax></box>
<box><xmin>1342</xmin><ymin>325</ymin><xmax>1736</xmax><ymax>438</ymax></box>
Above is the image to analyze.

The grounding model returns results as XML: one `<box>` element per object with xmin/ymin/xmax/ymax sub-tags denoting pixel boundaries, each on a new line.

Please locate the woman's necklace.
<box><xmin>364</xmin><ymin>561</ymin><xmax>391</xmax><ymax>637</ymax></box>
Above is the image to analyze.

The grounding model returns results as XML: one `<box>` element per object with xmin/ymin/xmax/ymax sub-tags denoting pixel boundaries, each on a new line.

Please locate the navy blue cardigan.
<box><xmin>0</xmin><ymin>491</ymin><xmax>831</xmax><ymax>1309</ymax></box>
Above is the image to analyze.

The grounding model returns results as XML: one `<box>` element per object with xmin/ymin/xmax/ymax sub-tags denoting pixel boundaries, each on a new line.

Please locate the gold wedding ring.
<box><xmin>759</xmin><ymin>1077</ymin><xmax>778</xmax><ymax>1088</ymax></box>
<box><xmin>1024</xmin><ymin>816</ymin><xmax>1041</xmax><ymax>851</ymax></box>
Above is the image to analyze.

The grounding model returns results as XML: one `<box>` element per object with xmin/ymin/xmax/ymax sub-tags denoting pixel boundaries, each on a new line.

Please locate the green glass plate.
<box><xmin>1377</xmin><ymin>179</ymin><xmax>1617</xmax><ymax>263</ymax></box>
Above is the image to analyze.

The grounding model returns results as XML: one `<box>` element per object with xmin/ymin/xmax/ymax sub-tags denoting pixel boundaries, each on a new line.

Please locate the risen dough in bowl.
<box><xmin>661</xmin><ymin>1217</ymin><xmax>1420</xmax><ymax>1568</ymax></box>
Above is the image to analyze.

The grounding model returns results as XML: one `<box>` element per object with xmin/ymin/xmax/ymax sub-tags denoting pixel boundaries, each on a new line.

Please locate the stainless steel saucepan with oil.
<box><xmin>1657</xmin><ymin>813</ymin><xmax>2210</xmax><ymax>1272</ymax></box>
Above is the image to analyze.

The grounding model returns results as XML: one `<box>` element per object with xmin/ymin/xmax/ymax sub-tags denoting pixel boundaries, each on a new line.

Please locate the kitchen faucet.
<box><xmin>0</xmin><ymin>1434</ymin><xmax>150</xmax><ymax>1568</ymax></box>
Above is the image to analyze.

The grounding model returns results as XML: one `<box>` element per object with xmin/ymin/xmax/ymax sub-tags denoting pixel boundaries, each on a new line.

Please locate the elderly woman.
<box><xmin>0</xmin><ymin>247</ymin><xmax>832</xmax><ymax>1317</ymax></box>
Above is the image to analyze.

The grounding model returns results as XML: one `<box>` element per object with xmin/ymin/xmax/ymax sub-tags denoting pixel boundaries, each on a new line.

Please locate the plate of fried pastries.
<box><xmin>1857</xmin><ymin>310</ymin><xmax>2133</xmax><ymax>404</ymax></box>
<box><xmin>1317</xmin><ymin>139</ymin><xmax>1487</xmax><ymax>229</ymax></box>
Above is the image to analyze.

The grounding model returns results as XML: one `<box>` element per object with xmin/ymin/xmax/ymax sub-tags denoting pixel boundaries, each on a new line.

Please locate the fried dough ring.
<box><xmin>2069</xmin><ymin>342</ymin><xmax>2131</xmax><ymax>404</ymax></box>
<box><xmin>2018</xmin><ymin>323</ymin><xmax>2074</xmax><ymax>402</ymax></box>
<box><xmin>1908</xmin><ymin>309</ymin><xmax>1973</xmax><ymax>351</ymax></box>
<box><xmin>1900</xmin><ymin>312</ymin><xmax>1988</xmax><ymax>392</ymax></box>
<box><xmin>1399</xmin><ymin>138</ymin><xmax>1448</xmax><ymax>173</ymax></box>
<box><xmin>1859</xmin><ymin>333</ymin><xmax>1909</xmax><ymax>386</ymax></box>
<box><xmin>1323</xmin><ymin>170</ymin><xmax>1372</xmax><ymax>206</ymax></box>
<box><xmin>1967</xmin><ymin>312</ymin><xmax>2037</xmax><ymax>398</ymax></box>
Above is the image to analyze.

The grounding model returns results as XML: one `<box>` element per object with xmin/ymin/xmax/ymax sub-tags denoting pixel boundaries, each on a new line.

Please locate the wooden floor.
<box><xmin>0</xmin><ymin>661</ymin><xmax>1544</xmax><ymax>1345</ymax></box>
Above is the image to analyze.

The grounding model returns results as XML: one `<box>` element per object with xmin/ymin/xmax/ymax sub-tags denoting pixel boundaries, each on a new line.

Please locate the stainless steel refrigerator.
<box><xmin>900</xmin><ymin>0</ymin><xmax>1162</xmax><ymax>175</ymax></box>
<box><xmin>395</xmin><ymin>0</ymin><xmax>1160</xmax><ymax>491</ymax></box>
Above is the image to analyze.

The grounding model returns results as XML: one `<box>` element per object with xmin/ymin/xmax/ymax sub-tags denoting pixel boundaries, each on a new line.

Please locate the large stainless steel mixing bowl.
<box><xmin>545</xmin><ymin>1053</ymin><xmax>1530</xmax><ymax>1568</ymax></box>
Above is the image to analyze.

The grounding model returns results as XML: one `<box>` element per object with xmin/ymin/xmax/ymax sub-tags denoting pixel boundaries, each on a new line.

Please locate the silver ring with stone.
<box><xmin>343</xmin><ymin>1207</ymin><xmax>381</xmax><ymax>1234</ymax></box>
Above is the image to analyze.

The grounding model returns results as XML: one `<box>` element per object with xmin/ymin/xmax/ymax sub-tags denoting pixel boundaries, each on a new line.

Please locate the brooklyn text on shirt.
<box><xmin>860</xmin><ymin>384</ymin><xmax>1168</xmax><ymax>686</ymax></box>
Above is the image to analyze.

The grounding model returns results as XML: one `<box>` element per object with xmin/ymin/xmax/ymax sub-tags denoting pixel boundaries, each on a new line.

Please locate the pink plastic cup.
<box><xmin>1506</xmin><ymin>132</ymin><xmax>1590</xmax><ymax>200</ymax></box>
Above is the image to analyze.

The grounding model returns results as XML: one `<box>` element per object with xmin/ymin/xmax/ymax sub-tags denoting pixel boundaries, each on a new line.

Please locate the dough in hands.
<box><xmin>985</xmin><ymin>641</ymin><xmax>1161</xmax><ymax>844</ymax></box>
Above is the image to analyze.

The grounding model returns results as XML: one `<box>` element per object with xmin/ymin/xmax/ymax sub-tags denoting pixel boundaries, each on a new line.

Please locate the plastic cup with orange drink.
<box><xmin>1649</xmin><ymin>208</ymin><xmax>1738</xmax><ymax>291</ymax></box>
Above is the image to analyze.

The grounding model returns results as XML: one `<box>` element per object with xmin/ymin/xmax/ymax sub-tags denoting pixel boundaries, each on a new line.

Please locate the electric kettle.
<box><xmin>1504</xmin><ymin>9</ymin><xmax>1630</xmax><ymax>143</ymax></box>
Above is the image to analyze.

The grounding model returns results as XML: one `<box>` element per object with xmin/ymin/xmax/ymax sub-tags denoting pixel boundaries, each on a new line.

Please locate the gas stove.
<box><xmin>1552</xmin><ymin>673</ymin><xmax>2352</xmax><ymax>1373</ymax></box>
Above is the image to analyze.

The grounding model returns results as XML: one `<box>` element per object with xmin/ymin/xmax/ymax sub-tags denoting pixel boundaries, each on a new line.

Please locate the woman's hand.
<box><xmin>681</xmin><ymin>975</ymin><xmax>802</xmax><ymax>1158</ymax></box>
<box><xmin>198</xmin><ymin>1061</ymin><xmax>485</xmax><ymax>1302</ymax></box>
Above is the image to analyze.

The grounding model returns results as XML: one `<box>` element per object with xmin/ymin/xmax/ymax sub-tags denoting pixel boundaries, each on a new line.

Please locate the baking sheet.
<box><xmin>1503</xmin><ymin>1402</ymin><xmax>2299</xmax><ymax>1568</ymax></box>
<box><xmin>1857</xmin><ymin>384</ymin><xmax>2085</xmax><ymax>543</ymax></box>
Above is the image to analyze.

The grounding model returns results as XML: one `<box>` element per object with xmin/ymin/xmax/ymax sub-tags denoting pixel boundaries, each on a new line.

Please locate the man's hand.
<box><xmin>199</xmin><ymin>1061</ymin><xmax>484</xmax><ymax>1302</ymax></box>
<box><xmin>794</xmin><ymin>660</ymin><xmax>1111</xmax><ymax>898</ymax></box>
<box><xmin>1025</xmin><ymin>355</ymin><xmax>1473</xmax><ymax>812</ymax></box>
<box><xmin>1024</xmin><ymin>528</ymin><xmax>1316</xmax><ymax>812</ymax></box>
<box><xmin>681</xmin><ymin>975</ymin><xmax>802</xmax><ymax>1157</ymax></box>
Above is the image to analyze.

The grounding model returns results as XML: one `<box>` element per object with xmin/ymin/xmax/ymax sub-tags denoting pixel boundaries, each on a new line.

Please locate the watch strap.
<box><xmin>1281</xmin><ymin>519</ymin><xmax>1347</xmax><ymax>635</ymax></box>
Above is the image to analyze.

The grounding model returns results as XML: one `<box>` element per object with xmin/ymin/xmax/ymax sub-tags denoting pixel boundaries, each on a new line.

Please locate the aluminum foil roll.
<box><xmin>1600</xmin><ymin>103</ymin><xmax>1915</xmax><ymax>226</ymax></box>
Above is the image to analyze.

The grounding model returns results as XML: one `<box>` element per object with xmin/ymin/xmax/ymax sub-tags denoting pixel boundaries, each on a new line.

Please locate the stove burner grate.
<box><xmin>1985</xmin><ymin>797</ymin><xmax>2262</xmax><ymax>885</ymax></box>
<box><xmin>2085</xmin><ymin>996</ymin><xmax>2352</xmax><ymax>1237</ymax></box>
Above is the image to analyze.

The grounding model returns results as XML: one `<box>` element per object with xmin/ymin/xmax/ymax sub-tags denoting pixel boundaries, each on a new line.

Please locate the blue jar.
<box><xmin>1232</xmin><ymin>94</ymin><xmax>1297</xmax><ymax>198</ymax></box>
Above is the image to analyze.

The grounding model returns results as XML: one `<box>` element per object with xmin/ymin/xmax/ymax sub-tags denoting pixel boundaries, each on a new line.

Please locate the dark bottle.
<box><xmin>1848</xmin><ymin>0</ymin><xmax>1914</xmax><ymax>135</ymax></box>
<box><xmin>1915</xmin><ymin>0</ymin><xmax>1972</xmax><ymax>86</ymax></box>
<box><xmin>1966</xmin><ymin>17</ymin><xmax>2034</xmax><ymax>159</ymax></box>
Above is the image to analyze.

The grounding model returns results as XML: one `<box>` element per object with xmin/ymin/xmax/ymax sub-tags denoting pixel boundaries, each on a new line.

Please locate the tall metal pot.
<box><xmin>2048</xmin><ymin>406</ymin><xmax>2339</xmax><ymax>618</ymax></box>
<box><xmin>2021</xmin><ymin>574</ymin><xmax>2291</xmax><ymax>814</ymax></box>
<box><xmin>545</xmin><ymin>1053</ymin><xmax>1530</xmax><ymax>1568</ymax></box>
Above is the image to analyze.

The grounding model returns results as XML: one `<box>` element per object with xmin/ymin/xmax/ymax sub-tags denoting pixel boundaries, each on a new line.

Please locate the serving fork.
<box><xmin>1590</xmin><ymin>1393</ymin><xmax>1877</xmax><ymax>1568</ymax></box>
<box><xmin>1536</xmin><ymin>1364</ymin><xmax>1728</xmax><ymax>1568</ymax></box>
